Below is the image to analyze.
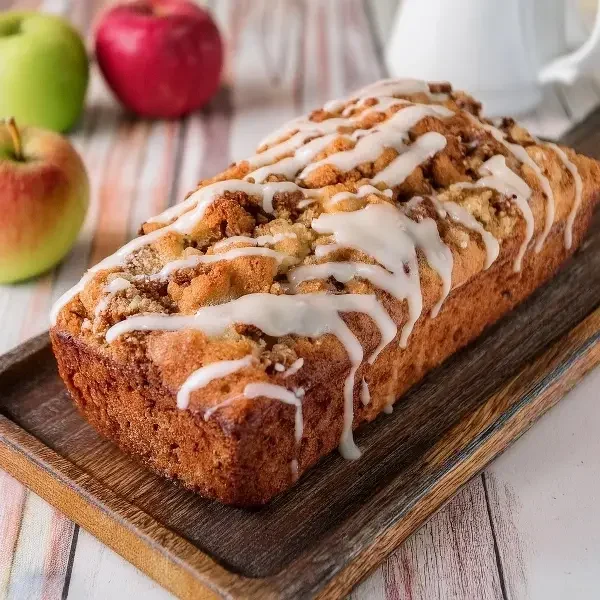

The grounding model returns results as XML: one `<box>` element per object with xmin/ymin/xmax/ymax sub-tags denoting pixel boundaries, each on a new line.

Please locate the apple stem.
<box><xmin>6</xmin><ymin>118</ymin><xmax>22</xmax><ymax>161</ymax></box>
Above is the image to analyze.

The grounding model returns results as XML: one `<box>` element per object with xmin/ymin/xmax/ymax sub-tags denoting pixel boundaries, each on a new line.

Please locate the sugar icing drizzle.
<box><xmin>476</xmin><ymin>120</ymin><xmax>555</xmax><ymax>253</ymax></box>
<box><xmin>105</xmin><ymin>293</ymin><xmax>397</xmax><ymax>459</ymax></box>
<box><xmin>360</xmin><ymin>378</ymin><xmax>371</xmax><ymax>406</ymax></box>
<box><xmin>299</xmin><ymin>106</ymin><xmax>452</xmax><ymax>180</ymax></box>
<box><xmin>288</xmin><ymin>203</ymin><xmax>453</xmax><ymax>339</ymax></box>
<box><xmin>177</xmin><ymin>355</ymin><xmax>256</xmax><ymax>409</ymax></box>
<box><xmin>545</xmin><ymin>143</ymin><xmax>583</xmax><ymax>249</ymax></box>
<box><xmin>432</xmin><ymin>198</ymin><xmax>499</xmax><ymax>269</ymax></box>
<box><xmin>50</xmin><ymin>181</ymin><xmax>316</xmax><ymax>321</ymax></box>
<box><xmin>326</xmin><ymin>184</ymin><xmax>392</xmax><ymax>209</ymax></box>
<box><xmin>457</xmin><ymin>155</ymin><xmax>534</xmax><ymax>272</ymax></box>
<box><xmin>51</xmin><ymin>78</ymin><xmax>583</xmax><ymax>462</ymax></box>
<box><xmin>202</xmin><ymin>383</ymin><xmax>305</xmax><ymax>472</ymax></box>
<box><xmin>469</xmin><ymin>117</ymin><xmax>585</xmax><ymax>257</ymax></box>
<box><xmin>148</xmin><ymin>247</ymin><xmax>289</xmax><ymax>280</ymax></box>
<box><xmin>282</xmin><ymin>358</ymin><xmax>304</xmax><ymax>378</ymax></box>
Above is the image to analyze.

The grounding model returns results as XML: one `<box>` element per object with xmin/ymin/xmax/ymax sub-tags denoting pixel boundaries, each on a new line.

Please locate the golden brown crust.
<box><xmin>50</xmin><ymin>191</ymin><xmax>597</xmax><ymax>505</ymax></box>
<box><xmin>50</xmin><ymin>81</ymin><xmax>600</xmax><ymax>505</ymax></box>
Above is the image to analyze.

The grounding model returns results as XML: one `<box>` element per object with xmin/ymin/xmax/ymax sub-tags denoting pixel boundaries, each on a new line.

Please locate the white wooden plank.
<box><xmin>486</xmin><ymin>368</ymin><xmax>600</xmax><ymax>600</ymax></box>
<box><xmin>128</xmin><ymin>120</ymin><xmax>181</xmax><ymax>229</ymax></box>
<box><xmin>0</xmin><ymin>473</ymin><xmax>27</xmax><ymax>598</ymax></box>
<box><xmin>349</xmin><ymin>564</ymin><xmax>386</xmax><ymax>600</ymax></box>
<box><xmin>67</xmin><ymin>530</ymin><xmax>174</xmax><ymax>600</ymax></box>
<box><xmin>170</xmin><ymin>115</ymin><xmax>206</xmax><ymax>206</ymax></box>
<box><xmin>6</xmin><ymin>494</ymin><xmax>75</xmax><ymax>600</ymax></box>
<box><xmin>0</xmin><ymin>282</ymin><xmax>42</xmax><ymax>354</ymax></box>
<box><xmin>353</xmin><ymin>478</ymin><xmax>504</xmax><ymax>600</ymax></box>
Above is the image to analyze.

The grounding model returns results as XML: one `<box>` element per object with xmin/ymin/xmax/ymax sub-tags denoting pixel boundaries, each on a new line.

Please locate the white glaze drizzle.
<box><xmin>177</xmin><ymin>355</ymin><xmax>255</xmax><ymax>409</ymax></box>
<box><xmin>248</xmin><ymin>130</ymin><xmax>323</xmax><ymax>168</ymax></box>
<box><xmin>260</xmin><ymin>182</ymin><xmax>319</xmax><ymax>213</ymax></box>
<box><xmin>203</xmin><ymin>383</ymin><xmax>304</xmax><ymax>447</ymax></box>
<box><xmin>457</xmin><ymin>155</ymin><xmax>534</xmax><ymax>272</ymax></box>
<box><xmin>297</xmin><ymin>198</ymin><xmax>317</xmax><ymax>209</ymax></box>
<box><xmin>475</xmin><ymin>118</ymin><xmax>555</xmax><ymax>253</ymax></box>
<box><xmin>149</xmin><ymin>246</ymin><xmax>288</xmax><ymax>280</ymax></box>
<box><xmin>314</xmin><ymin>243</ymin><xmax>343</xmax><ymax>258</ymax></box>
<box><xmin>244</xmin><ymin>383</ymin><xmax>304</xmax><ymax>443</ymax></box>
<box><xmin>246</xmin><ymin>134</ymin><xmax>340</xmax><ymax>183</ymax></box>
<box><xmin>360</xmin><ymin>378</ymin><xmax>370</xmax><ymax>406</ymax></box>
<box><xmin>290</xmin><ymin>203</ymin><xmax>453</xmax><ymax>337</ymax></box>
<box><xmin>258</xmin><ymin>117</ymin><xmax>348</xmax><ymax>149</ymax></box>
<box><xmin>371</xmin><ymin>132</ymin><xmax>448</xmax><ymax>187</ymax></box>
<box><xmin>323</xmin><ymin>78</ymin><xmax>442</xmax><ymax>115</ymax></box>
<box><xmin>106</xmin><ymin>292</ymin><xmax>397</xmax><ymax>459</ymax></box>
<box><xmin>213</xmin><ymin>232</ymin><xmax>297</xmax><ymax>251</ymax></box>
<box><xmin>432</xmin><ymin>198</ymin><xmax>500</xmax><ymax>269</ymax></box>
<box><xmin>50</xmin><ymin>181</ymin><xmax>315</xmax><ymax>323</ymax></box>
<box><xmin>282</xmin><ymin>358</ymin><xmax>304</xmax><ymax>378</ymax></box>
<box><xmin>256</xmin><ymin>98</ymin><xmax>408</xmax><ymax>158</ymax></box>
<box><xmin>342</xmin><ymin>96</ymin><xmax>409</xmax><ymax>118</ymax></box>
<box><xmin>147</xmin><ymin>180</ymin><xmax>270</xmax><ymax>225</ymax></box>
<box><xmin>149</xmin><ymin>180</ymin><xmax>318</xmax><ymax>226</ymax></box>
<box><xmin>546</xmin><ymin>143</ymin><xmax>583</xmax><ymax>249</ymax></box>
<box><xmin>326</xmin><ymin>184</ymin><xmax>392</xmax><ymax>208</ymax></box>
<box><xmin>300</xmin><ymin>105</ymin><xmax>452</xmax><ymax>180</ymax></box>
<box><xmin>50</xmin><ymin>227</ymin><xmax>166</xmax><ymax>324</ymax></box>
<box><xmin>258</xmin><ymin>79</ymin><xmax>432</xmax><ymax>148</ymax></box>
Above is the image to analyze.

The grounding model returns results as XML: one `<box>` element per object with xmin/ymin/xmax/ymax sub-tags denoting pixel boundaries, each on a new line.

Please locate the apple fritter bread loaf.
<box><xmin>50</xmin><ymin>79</ymin><xmax>600</xmax><ymax>505</ymax></box>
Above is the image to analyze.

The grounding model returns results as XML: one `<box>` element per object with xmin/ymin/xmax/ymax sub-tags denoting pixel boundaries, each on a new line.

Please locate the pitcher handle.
<box><xmin>539</xmin><ymin>0</ymin><xmax>600</xmax><ymax>84</ymax></box>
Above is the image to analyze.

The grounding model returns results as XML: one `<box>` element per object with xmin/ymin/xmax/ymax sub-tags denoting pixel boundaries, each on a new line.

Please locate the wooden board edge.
<box><xmin>0</xmin><ymin>417</ymin><xmax>282</xmax><ymax>600</ymax></box>
<box><xmin>302</xmin><ymin>305</ymin><xmax>600</xmax><ymax>599</ymax></box>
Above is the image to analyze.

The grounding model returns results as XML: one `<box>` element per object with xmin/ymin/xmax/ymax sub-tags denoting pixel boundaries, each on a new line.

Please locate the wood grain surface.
<box><xmin>2</xmin><ymin>1</ymin><xmax>600</xmax><ymax>599</ymax></box>
<box><xmin>1</xmin><ymin>111</ymin><xmax>600</xmax><ymax>597</ymax></box>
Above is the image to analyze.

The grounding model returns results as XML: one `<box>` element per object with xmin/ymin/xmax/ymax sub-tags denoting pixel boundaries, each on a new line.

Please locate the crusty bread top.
<box><xmin>51</xmin><ymin>79</ymin><xmax>600</xmax><ymax>459</ymax></box>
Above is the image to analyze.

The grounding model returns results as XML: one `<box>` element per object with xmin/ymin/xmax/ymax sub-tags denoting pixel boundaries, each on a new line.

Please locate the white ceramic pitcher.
<box><xmin>385</xmin><ymin>0</ymin><xmax>600</xmax><ymax>116</ymax></box>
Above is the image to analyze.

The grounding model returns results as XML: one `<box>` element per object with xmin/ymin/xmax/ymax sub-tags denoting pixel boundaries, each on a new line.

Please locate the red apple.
<box><xmin>0</xmin><ymin>119</ymin><xmax>89</xmax><ymax>283</ymax></box>
<box><xmin>95</xmin><ymin>0</ymin><xmax>224</xmax><ymax>119</ymax></box>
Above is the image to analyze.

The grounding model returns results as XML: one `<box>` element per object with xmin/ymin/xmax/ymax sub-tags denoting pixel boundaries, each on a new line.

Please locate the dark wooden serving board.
<box><xmin>2</xmin><ymin>116</ymin><xmax>600</xmax><ymax>600</ymax></box>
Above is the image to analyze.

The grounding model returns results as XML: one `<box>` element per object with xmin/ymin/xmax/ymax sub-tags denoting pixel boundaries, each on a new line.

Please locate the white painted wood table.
<box><xmin>1</xmin><ymin>1</ymin><xmax>600</xmax><ymax>598</ymax></box>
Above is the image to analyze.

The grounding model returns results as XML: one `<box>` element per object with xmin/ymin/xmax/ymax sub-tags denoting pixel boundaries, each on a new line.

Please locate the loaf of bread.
<box><xmin>50</xmin><ymin>79</ymin><xmax>600</xmax><ymax>505</ymax></box>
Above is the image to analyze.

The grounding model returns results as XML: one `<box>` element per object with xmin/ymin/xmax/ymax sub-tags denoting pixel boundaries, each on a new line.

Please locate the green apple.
<box><xmin>0</xmin><ymin>12</ymin><xmax>89</xmax><ymax>132</ymax></box>
<box><xmin>0</xmin><ymin>119</ymin><xmax>89</xmax><ymax>283</ymax></box>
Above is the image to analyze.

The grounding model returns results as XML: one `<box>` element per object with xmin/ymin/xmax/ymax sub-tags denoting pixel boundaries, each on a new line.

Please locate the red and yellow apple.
<box><xmin>0</xmin><ymin>119</ymin><xmax>89</xmax><ymax>283</ymax></box>
<box><xmin>95</xmin><ymin>0</ymin><xmax>223</xmax><ymax>119</ymax></box>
